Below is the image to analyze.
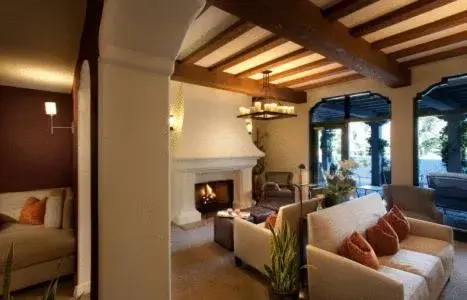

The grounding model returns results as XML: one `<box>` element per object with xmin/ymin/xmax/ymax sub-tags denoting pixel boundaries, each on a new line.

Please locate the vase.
<box><xmin>268</xmin><ymin>287</ymin><xmax>298</xmax><ymax>300</ymax></box>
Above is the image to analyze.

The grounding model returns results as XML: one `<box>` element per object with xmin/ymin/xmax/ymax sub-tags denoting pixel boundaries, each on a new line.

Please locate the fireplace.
<box><xmin>195</xmin><ymin>180</ymin><xmax>234</xmax><ymax>214</ymax></box>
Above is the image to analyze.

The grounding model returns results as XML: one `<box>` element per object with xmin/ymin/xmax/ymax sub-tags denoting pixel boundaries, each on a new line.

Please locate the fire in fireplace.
<box><xmin>195</xmin><ymin>180</ymin><xmax>234</xmax><ymax>214</ymax></box>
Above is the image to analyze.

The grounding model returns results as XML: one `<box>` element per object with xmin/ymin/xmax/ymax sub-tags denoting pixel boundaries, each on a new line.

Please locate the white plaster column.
<box><xmin>172</xmin><ymin>170</ymin><xmax>201</xmax><ymax>224</ymax></box>
<box><xmin>236</xmin><ymin>167</ymin><xmax>254</xmax><ymax>209</ymax></box>
<box><xmin>98</xmin><ymin>1</ymin><xmax>204</xmax><ymax>299</ymax></box>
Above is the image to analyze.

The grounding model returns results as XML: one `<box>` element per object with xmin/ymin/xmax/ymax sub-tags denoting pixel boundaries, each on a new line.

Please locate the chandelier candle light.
<box><xmin>237</xmin><ymin>71</ymin><xmax>297</xmax><ymax>120</ymax></box>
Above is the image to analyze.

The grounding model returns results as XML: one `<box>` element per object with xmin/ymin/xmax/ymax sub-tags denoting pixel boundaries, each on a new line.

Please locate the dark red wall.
<box><xmin>0</xmin><ymin>85</ymin><xmax>73</xmax><ymax>193</ymax></box>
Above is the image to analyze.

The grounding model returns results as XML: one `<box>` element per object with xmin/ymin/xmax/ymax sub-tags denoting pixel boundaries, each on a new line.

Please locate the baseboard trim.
<box><xmin>74</xmin><ymin>281</ymin><xmax>91</xmax><ymax>297</ymax></box>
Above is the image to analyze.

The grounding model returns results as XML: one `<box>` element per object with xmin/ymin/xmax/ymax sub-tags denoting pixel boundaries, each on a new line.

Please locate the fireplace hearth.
<box><xmin>195</xmin><ymin>180</ymin><xmax>234</xmax><ymax>214</ymax></box>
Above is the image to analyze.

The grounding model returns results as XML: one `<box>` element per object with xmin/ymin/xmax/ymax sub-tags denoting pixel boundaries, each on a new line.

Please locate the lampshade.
<box><xmin>45</xmin><ymin>102</ymin><xmax>57</xmax><ymax>116</ymax></box>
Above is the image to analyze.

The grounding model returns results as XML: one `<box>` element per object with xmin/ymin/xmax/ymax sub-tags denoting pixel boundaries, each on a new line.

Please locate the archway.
<box><xmin>76</xmin><ymin>60</ymin><xmax>91</xmax><ymax>297</ymax></box>
<box><xmin>309</xmin><ymin>91</ymin><xmax>392</xmax><ymax>192</ymax></box>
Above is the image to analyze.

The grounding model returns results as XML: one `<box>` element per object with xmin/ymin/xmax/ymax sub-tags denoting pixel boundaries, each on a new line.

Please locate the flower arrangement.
<box><xmin>323</xmin><ymin>160</ymin><xmax>358</xmax><ymax>207</ymax></box>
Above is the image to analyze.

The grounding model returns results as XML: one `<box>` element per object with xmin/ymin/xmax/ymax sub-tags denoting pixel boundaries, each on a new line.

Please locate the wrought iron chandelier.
<box><xmin>237</xmin><ymin>71</ymin><xmax>297</xmax><ymax>120</ymax></box>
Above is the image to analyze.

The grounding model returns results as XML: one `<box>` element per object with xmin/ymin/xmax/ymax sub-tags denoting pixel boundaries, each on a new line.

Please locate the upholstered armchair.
<box><xmin>234</xmin><ymin>196</ymin><xmax>323</xmax><ymax>275</ymax></box>
<box><xmin>383</xmin><ymin>184</ymin><xmax>443</xmax><ymax>224</ymax></box>
<box><xmin>260</xmin><ymin>172</ymin><xmax>296</xmax><ymax>210</ymax></box>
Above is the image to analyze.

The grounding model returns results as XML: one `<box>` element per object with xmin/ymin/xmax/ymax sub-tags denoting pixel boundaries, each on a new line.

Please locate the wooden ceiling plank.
<box><xmin>323</xmin><ymin>0</ymin><xmax>379</xmax><ymax>21</ymax></box>
<box><xmin>296</xmin><ymin>73</ymin><xmax>364</xmax><ymax>91</ymax></box>
<box><xmin>268</xmin><ymin>58</ymin><xmax>334</xmax><ymax>81</ymax></box>
<box><xmin>210</xmin><ymin>0</ymin><xmax>410</xmax><ymax>87</ymax></box>
<box><xmin>372</xmin><ymin>10</ymin><xmax>467</xmax><ymax>50</ymax></box>
<box><xmin>390</xmin><ymin>31</ymin><xmax>467</xmax><ymax>59</ymax></box>
<box><xmin>280</xmin><ymin>66</ymin><xmax>348</xmax><ymax>87</ymax></box>
<box><xmin>351</xmin><ymin>0</ymin><xmax>456</xmax><ymax>37</ymax></box>
<box><xmin>236</xmin><ymin>48</ymin><xmax>313</xmax><ymax>78</ymax></box>
<box><xmin>181</xmin><ymin>20</ymin><xmax>255</xmax><ymax>65</ymax></box>
<box><xmin>404</xmin><ymin>46</ymin><xmax>467</xmax><ymax>67</ymax></box>
<box><xmin>171</xmin><ymin>63</ymin><xmax>307</xmax><ymax>103</ymax></box>
<box><xmin>209</xmin><ymin>36</ymin><xmax>288</xmax><ymax>71</ymax></box>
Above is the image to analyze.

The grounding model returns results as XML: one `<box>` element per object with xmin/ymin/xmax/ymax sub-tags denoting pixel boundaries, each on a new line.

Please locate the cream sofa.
<box><xmin>306</xmin><ymin>193</ymin><xmax>454</xmax><ymax>300</ymax></box>
<box><xmin>0</xmin><ymin>187</ymin><xmax>76</xmax><ymax>294</ymax></box>
<box><xmin>234</xmin><ymin>196</ymin><xmax>323</xmax><ymax>274</ymax></box>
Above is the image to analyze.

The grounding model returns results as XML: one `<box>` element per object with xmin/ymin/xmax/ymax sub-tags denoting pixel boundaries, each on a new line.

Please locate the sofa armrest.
<box><xmin>407</xmin><ymin>217</ymin><xmax>453</xmax><ymax>243</ymax></box>
<box><xmin>306</xmin><ymin>245</ymin><xmax>404</xmax><ymax>300</ymax></box>
<box><xmin>233</xmin><ymin>218</ymin><xmax>272</xmax><ymax>275</ymax></box>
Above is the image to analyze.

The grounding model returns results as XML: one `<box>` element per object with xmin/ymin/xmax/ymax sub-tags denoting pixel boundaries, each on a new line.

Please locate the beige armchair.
<box><xmin>234</xmin><ymin>196</ymin><xmax>322</xmax><ymax>275</ymax></box>
<box><xmin>383</xmin><ymin>184</ymin><xmax>443</xmax><ymax>224</ymax></box>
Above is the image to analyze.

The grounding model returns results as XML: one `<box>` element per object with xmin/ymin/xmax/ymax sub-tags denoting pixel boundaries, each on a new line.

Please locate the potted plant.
<box><xmin>264</xmin><ymin>223</ymin><xmax>299</xmax><ymax>300</ymax></box>
<box><xmin>323</xmin><ymin>160</ymin><xmax>358</xmax><ymax>207</ymax></box>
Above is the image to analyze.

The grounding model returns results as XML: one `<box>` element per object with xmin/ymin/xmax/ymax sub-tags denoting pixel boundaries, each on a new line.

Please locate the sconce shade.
<box><xmin>45</xmin><ymin>102</ymin><xmax>57</xmax><ymax>116</ymax></box>
<box><xmin>169</xmin><ymin>115</ymin><xmax>176</xmax><ymax>130</ymax></box>
<box><xmin>246</xmin><ymin>122</ymin><xmax>253</xmax><ymax>134</ymax></box>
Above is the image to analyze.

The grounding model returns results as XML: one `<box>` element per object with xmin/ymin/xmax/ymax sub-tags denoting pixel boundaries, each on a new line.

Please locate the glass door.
<box><xmin>315</xmin><ymin>126</ymin><xmax>343</xmax><ymax>185</ymax></box>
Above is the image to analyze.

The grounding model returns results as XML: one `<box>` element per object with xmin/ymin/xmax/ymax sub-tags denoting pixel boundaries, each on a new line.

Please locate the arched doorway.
<box><xmin>309</xmin><ymin>91</ymin><xmax>392</xmax><ymax>192</ymax></box>
<box><xmin>76</xmin><ymin>60</ymin><xmax>91</xmax><ymax>297</ymax></box>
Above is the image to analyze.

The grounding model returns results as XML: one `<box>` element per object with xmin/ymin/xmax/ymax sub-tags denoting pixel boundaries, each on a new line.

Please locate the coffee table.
<box><xmin>214</xmin><ymin>210</ymin><xmax>254</xmax><ymax>251</ymax></box>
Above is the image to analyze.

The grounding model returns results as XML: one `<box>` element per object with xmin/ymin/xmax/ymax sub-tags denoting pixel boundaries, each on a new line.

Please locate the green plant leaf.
<box><xmin>3</xmin><ymin>243</ymin><xmax>14</xmax><ymax>300</ymax></box>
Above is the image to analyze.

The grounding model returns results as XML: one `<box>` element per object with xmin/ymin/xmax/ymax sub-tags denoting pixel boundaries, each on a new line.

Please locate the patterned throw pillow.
<box><xmin>338</xmin><ymin>231</ymin><xmax>380</xmax><ymax>270</ymax></box>
<box><xmin>265</xmin><ymin>213</ymin><xmax>277</xmax><ymax>229</ymax></box>
<box><xmin>383</xmin><ymin>205</ymin><xmax>410</xmax><ymax>241</ymax></box>
<box><xmin>19</xmin><ymin>197</ymin><xmax>48</xmax><ymax>225</ymax></box>
<box><xmin>367</xmin><ymin>218</ymin><xmax>399</xmax><ymax>256</ymax></box>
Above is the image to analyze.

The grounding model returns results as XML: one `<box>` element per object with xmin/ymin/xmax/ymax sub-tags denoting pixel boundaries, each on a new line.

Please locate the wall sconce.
<box><xmin>245</xmin><ymin>119</ymin><xmax>253</xmax><ymax>135</ymax></box>
<box><xmin>169</xmin><ymin>115</ymin><xmax>176</xmax><ymax>131</ymax></box>
<box><xmin>44</xmin><ymin>101</ymin><xmax>74</xmax><ymax>135</ymax></box>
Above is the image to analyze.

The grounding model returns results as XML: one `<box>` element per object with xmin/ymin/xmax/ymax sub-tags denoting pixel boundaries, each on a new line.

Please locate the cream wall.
<box><xmin>262</xmin><ymin>55</ymin><xmax>467</xmax><ymax>185</ymax></box>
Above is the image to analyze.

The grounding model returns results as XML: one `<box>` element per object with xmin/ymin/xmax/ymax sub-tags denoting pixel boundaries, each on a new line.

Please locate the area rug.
<box><xmin>171</xmin><ymin>223</ymin><xmax>467</xmax><ymax>300</ymax></box>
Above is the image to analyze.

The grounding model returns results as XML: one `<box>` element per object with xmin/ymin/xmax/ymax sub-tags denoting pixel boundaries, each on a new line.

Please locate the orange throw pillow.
<box><xmin>265</xmin><ymin>213</ymin><xmax>277</xmax><ymax>229</ymax></box>
<box><xmin>338</xmin><ymin>231</ymin><xmax>380</xmax><ymax>270</ymax></box>
<box><xmin>19</xmin><ymin>197</ymin><xmax>48</xmax><ymax>225</ymax></box>
<box><xmin>383</xmin><ymin>205</ymin><xmax>410</xmax><ymax>241</ymax></box>
<box><xmin>367</xmin><ymin>218</ymin><xmax>399</xmax><ymax>256</ymax></box>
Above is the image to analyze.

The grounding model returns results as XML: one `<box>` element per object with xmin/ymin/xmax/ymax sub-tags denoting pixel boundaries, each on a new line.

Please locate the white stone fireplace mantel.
<box><xmin>171</xmin><ymin>156</ymin><xmax>261</xmax><ymax>225</ymax></box>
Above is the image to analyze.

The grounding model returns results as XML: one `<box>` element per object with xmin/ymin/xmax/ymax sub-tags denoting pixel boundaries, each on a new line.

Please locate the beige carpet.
<box><xmin>171</xmin><ymin>223</ymin><xmax>467</xmax><ymax>300</ymax></box>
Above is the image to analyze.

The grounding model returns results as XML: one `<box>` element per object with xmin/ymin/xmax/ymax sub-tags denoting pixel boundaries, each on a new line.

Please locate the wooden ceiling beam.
<box><xmin>296</xmin><ymin>73</ymin><xmax>364</xmax><ymax>91</ymax></box>
<box><xmin>299</xmin><ymin>73</ymin><xmax>364</xmax><ymax>90</ymax></box>
<box><xmin>196</xmin><ymin>3</ymin><xmax>211</xmax><ymax>19</ymax></box>
<box><xmin>390</xmin><ymin>31</ymin><xmax>467</xmax><ymax>59</ymax></box>
<box><xmin>323</xmin><ymin>0</ymin><xmax>378</xmax><ymax>21</ymax></box>
<box><xmin>209</xmin><ymin>36</ymin><xmax>288</xmax><ymax>71</ymax></box>
<box><xmin>351</xmin><ymin>0</ymin><xmax>456</xmax><ymax>37</ymax></box>
<box><xmin>268</xmin><ymin>58</ymin><xmax>334</xmax><ymax>81</ymax></box>
<box><xmin>171</xmin><ymin>63</ymin><xmax>307</xmax><ymax>103</ymax></box>
<box><xmin>236</xmin><ymin>48</ymin><xmax>313</xmax><ymax>78</ymax></box>
<box><xmin>210</xmin><ymin>0</ymin><xmax>410</xmax><ymax>87</ymax></box>
<box><xmin>181</xmin><ymin>20</ymin><xmax>255</xmax><ymax>64</ymax></box>
<box><xmin>280</xmin><ymin>66</ymin><xmax>348</xmax><ymax>87</ymax></box>
<box><xmin>404</xmin><ymin>46</ymin><xmax>467</xmax><ymax>67</ymax></box>
<box><xmin>372</xmin><ymin>10</ymin><xmax>467</xmax><ymax>50</ymax></box>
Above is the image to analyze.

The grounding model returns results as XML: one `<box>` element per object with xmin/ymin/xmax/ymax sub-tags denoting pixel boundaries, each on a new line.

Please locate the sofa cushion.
<box><xmin>400</xmin><ymin>235</ymin><xmax>454</xmax><ymax>275</ymax></box>
<box><xmin>44</xmin><ymin>194</ymin><xmax>64</xmax><ymax>228</ymax></box>
<box><xmin>378</xmin><ymin>249</ymin><xmax>444</xmax><ymax>294</ymax></box>
<box><xmin>19</xmin><ymin>197</ymin><xmax>47</xmax><ymax>225</ymax></box>
<box><xmin>307</xmin><ymin>193</ymin><xmax>387</xmax><ymax>253</ymax></box>
<box><xmin>0</xmin><ymin>223</ymin><xmax>75</xmax><ymax>271</ymax></box>
<box><xmin>367</xmin><ymin>218</ymin><xmax>399</xmax><ymax>256</ymax></box>
<box><xmin>378</xmin><ymin>266</ymin><xmax>429</xmax><ymax>300</ymax></box>
<box><xmin>383</xmin><ymin>206</ymin><xmax>410</xmax><ymax>241</ymax></box>
<box><xmin>338</xmin><ymin>231</ymin><xmax>379</xmax><ymax>270</ymax></box>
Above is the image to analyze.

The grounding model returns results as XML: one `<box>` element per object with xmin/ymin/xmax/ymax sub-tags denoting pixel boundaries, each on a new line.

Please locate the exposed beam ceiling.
<box><xmin>236</xmin><ymin>48</ymin><xmax>313</xmax><ymax>78</ymax></box>
<box><xmin>181</xmin><ymin>20</ymin><xmax>255</xmax><ymax>64</ymax></box>
<box><xmin>404</xmin><ymin>46</ymin><xmax>467</xmax><ymax>67</ymax></box>
<box><xmin>171</xmin><ymin>63</ymin><xmax>307</xmax><ymax>103</ymax></box>
<box><xmin>372</xmin><ymin>10</ymin><xmax>467</xmax><ymax>50</ymax></box>
<box><xmin>209</xmin><ymin>0</ymin><xmax>411</xmax><ymax>87</ymax></box>
<box><xmin>351</xmin><ymin>0</ymin><xmax>456</xmax><ymax>37</ymax></box>
<box><xmin>280</xmin><ymin>66</ymin><xmax>348</xmax><ymax>87</ymax></box>
<box><xmin>269</xmin><ymin>58</ymin><xmax>333</xmax><ymax>81</ymax></box>
<box><xmin>422</xmin><ymin>95</ymin><xmax>459</xmax><ymax>111</ymax></box>
<box><xmin>209</xmin><ymin>36</ymin><xmax>288</xmax><ymax>71</ymax></box>
<box><xmin>390</xmin><ymin>31</ymin><xmax>467</xmax><ymax>59</ymax></box>
<box><xmin>299</xmin><ymin>73</ymin><xmax>364</xmax><ymax>91</ymax></box>
<box><xmin>322</xmin><ymin>0</ymin><xmax>378</xmax><ymax>21</ymax></box>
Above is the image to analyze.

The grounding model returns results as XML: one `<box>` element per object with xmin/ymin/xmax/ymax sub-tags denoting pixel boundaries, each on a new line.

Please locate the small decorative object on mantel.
<box><xmin>217</xmin><ymin>209</ymin><xmax>250</xmax><ymax>219</ymax></box>
<box><xmin>237</xmin><ymin>71</ymin><xmax>297</xmax><ymax>121</ymax></box>
<box><xmin>323</xmin><ymin>160</ymin><xmax>358</xmax><ymax>207</ymax></box>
